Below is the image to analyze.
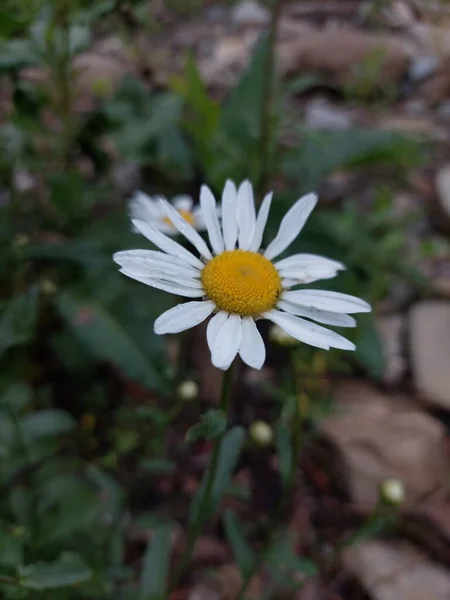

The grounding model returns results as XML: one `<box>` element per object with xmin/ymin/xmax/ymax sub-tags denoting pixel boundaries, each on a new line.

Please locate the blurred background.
<box><xmin>1</xmin><ymin>0</ymin><xmax>450</xmax><ymax>598</ymax></box>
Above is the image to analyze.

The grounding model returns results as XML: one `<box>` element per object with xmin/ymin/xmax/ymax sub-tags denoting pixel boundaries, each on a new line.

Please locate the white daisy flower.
<box><xmin>114</xmin><ymin>181</ymin><xmax>371</xmax><ymax>371</ymax></box>
<box><xmin>129</xmin><ymin>191</ymin><xmax>205</xmax><ymax>235</ymax></box>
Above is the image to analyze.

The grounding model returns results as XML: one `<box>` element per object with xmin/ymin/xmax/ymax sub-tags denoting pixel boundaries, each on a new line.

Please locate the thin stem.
<box><xmin>170</xmin><ymin>365</ymin><xmax>234</xmax><ymax>589</ymax></box>
<box><xmin>236</xmin><ymin>349</ymin><xmax>305</xmax><ymax>600</ymax></box>
<box><xmin>257</xmin><ymin>0</ymin><xmax>284</xmax><ymax>199</ymax></box>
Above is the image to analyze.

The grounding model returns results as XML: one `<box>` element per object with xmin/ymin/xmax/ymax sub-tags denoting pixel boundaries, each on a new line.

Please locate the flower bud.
<box><xmin>379</xmin><ymin>478</ymin><xmax>405</xmax><ymax>506</ymax></box>
<box><xmin>177</xmin><ymin>380</ymin><xmax>198</xmax><ymax>401</ymax></box>
<box><xmin>249</xmin><ymin>420</ymin><xmax>273</xmax><ymax>446</ymax></box>
<box><xmin>41</xmin><ymin>279</ymin><xmax>57</xmax><ymax>295</ymax></box>
<box><xmin>269</xmin><ymin>324</ymin><xmax>298</xmax><ymax>347</ymax></box>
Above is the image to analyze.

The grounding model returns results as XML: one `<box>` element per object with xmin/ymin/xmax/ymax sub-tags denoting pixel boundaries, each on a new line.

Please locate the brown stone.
<box><xmin>277</xmin><ymin>27</ymin><xmax>415</xmax><ymax>86</ymax></box>
<box><xmin>344</xmin><ymin>541</ymin><xmax>450</xmax><ymax>600</ymax></box>
<box><xmin>321</xmin><ymin>381</ymin><xmax>446</xmax><ymax>507</ymax></box>
<box><xmin>409</xmin><ymin>301</ymin><xmax>450</xmax><ymax>409</ymax></box>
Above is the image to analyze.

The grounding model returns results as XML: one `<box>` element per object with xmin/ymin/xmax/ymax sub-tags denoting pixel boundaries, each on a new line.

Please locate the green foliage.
<box><xmin>282</xmin><ymin>129</ymin><xmax>420</xmax><ymax>194</ymax></box>
<box><xmin>190</xmin><ymin>427</ymin><xmax>246</xmax><ymax>524</ymax></box>
<box><xmin>0</xmin><ymin>287</ymin><xmax>39</xmax><ymax>359</ymax></box>
<box><xmin>18</xmin><ymin>557</ymin><xmax>92</xmax><ymax>590</ymax></box>
<box><xmin>140</xmin><ymin>524</ymin><xmax>172</xmax><ymax>599</ymax></box>
<box><xmin>186</xmin><ymin>409</ymin><xmax>227</xmax><ymax>442</ymax></box>
<box><xmin>223</xmin><ymin>510</ymin><xmax>255</xmax><ymax>578</ymax></box>
<box><xmin>56</xmin><ymin>290</ymin><xmax>170</xmax><ymax>393</ymax></box>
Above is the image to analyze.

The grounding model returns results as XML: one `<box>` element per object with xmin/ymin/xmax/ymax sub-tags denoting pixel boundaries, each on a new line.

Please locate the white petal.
<box><xmin>281</xmin><ymin>278</ymin><xmax>300</xmax><ymax>288</ymax></box>
<box><xmin>113</xmin><ymin>249</ymin><xmax>200</xmax><ymax>278</ymax></box>
<box><xmin>222</xmin><ymin>180</ymin><xmax>238</xmax><ymax>250</ymax></box>
<box><xmin>132</xmin><ymin>219</ymin><xmax>204</xmax><ymax>269</ymax></box>
<box><xmin>275</xmin><ymin>253</ymin><xmax>345</xmax><ymax>272</ymax></box>
<box><xmin>263</xmin><ymin>309</ymin><xmax>355</xmax><ymax>351</ymax></box>
<box><xmin>200</xmin><ymin>185</ymin><xmax>224</xmax><ymax>255</ymax></box>
<box><xmin>264</xmin><ymin>193</ymin><xmax>317</xmax><ymax>260</ymax></box>
<box><xmin>173</xmin><ymin>195</ymin><xmax>193</xmax><ymax>212</ymax></box>
<box><xmin>238</xmin><ymin>317</ymin><xmax>266</xmax><ymax>369</ymax></box>
<box><xmin>211</xmin><ymin>314</ymin><xmax>242</xmax><ymax>370</ymax></box>
<box><xmin>119</xmin><ymin>269</ymin><xmax>203</xmax><ymax>297</ymax></box>
<box><xmin>281</xmin><ymin>289</ymin><xmax>371</xmax><ymax>314</ymax></box>
<box><xmin>206</xmin><ymin>311</ymin><xmax>228</xmax><ymax>352</ymax></box>
<box><xmin>279</xmin><ymin>264</ymin><xmax>340</xmax><ymax>284</ymax></box>
<box><xmin>248</xmin><ymin>192</ymin><xmax>272</xmax><ymax>252</ymax></box>
<box><xmin>154</xmin><ymin>300</ymin><xmax>215</xmax><ymax>334</ymax></box>
<box><xmin>277</xmin><ymin>300</ymin><xmax>356</xmax><ymax>327</ymax></box>
<box><xmin>129</xmin><ymin>192</ymin><xmax>162</xmax><ymax>220</ymax></box>
<box><xmin>160</xmin><ymin>199</ymin><xmax>212</xmax><ymax>260</ymax></box>
<box><xmin>237</xmin><ymin>180</ymin><xmax>256</xmax><ymax>250</ymax></box>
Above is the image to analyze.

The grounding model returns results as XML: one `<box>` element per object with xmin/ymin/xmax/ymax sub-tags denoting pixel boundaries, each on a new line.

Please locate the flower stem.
<box><xmin>257</xmin><ymin>0</ymin><xmax>284</xmax><ymax>199</ymax></box>
<box><xmin>170</xmin><ymin>364</ymin><xmax>234</xmax><ymax>588</ymax></box>
<box><xmin>235</xmin><ymin>350</ymin><xmax>305</xmax><ymax>600</ymax></box>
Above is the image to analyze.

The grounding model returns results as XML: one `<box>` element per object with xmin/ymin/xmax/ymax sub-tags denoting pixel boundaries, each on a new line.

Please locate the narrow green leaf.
<box><xmin>0</xmin><ymin>287</ymin><xmax>39</xmax><ymax>359</ymax></box>
<box><xmin>223</xmin><ymin>510</ymin><xmax>255</xmax><ymax>577</ymax></box>
<box><xmin>21</xmin><ymin>410</ymin><xmax>75</xmax><ymax>439</ymax></box>
<box><xmin>56</xmin><ymin>291</ymin><xmax>168</xmax><ymax>393</ymax></box>
<box><xmin>266</xmin><ymin>535</ymin><xmax>317</xmax><ymax>589</ymax></box>
<box><xmin>141</xmin><ymin>524</ymin><xmax>172</xmax><ymax>599</ymax></box>
<box><xmin>190</xmin><ymin>426</ymin><xmax>246</xmax><ymax>524</ymax></box>
<box><xmin>19</xmin><ymin>560</ymin><xmax>91</xmax><ymax>590</ymax></box>
<box><xmin>186</xmin><ymin>409</ymin><xmax>227</xmax><ymax>442</ymax></box>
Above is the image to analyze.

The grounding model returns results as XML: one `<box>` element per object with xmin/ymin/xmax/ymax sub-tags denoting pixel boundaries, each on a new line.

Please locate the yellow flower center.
<box><xmin>163</xmin><ymin>209</ymin><xmax>195</xmax><ymax>228</ymax></box>
<box><xmin>201</xmin><ymin>250</ymin><xmax>282</xmax><ymax>317</ymax></box>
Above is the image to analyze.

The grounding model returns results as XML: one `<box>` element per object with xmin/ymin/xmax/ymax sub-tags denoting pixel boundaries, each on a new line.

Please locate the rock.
<box><xmin>278</xmin><ymin>27</ymin><xmax>415</xmax><ymax>87</ymax></box>
<box><xmin>12</xmin><ymin>170</ymin><xmax>37</xmax><ymax>193</ymax></box>
<box><xmin>188</xmin><ymin>582</ymin><xmax>222</xmax><ymax>600</ymax></box>
<box><xmin>409</xmin><ymin>301</ymin><xmax>450</xmax><ymax>409</ymax></box>
<box><xmin>436</xmin><ymin>100</ymin><xmax>450</xmax><ymax>121</ymax></box>
<box><xmin>321</xmin><ymin>381</ymin><xmax>446</xmax><ymax>507</ymax></box>
<box><xmin>435</xmin><ymin>164</ymin><xmax>450</xmax><ymax>222</ymax></box>
<box><xmin>304</xmin><ymin>97</ymin><xmax>354</xmax><ymax>131</ymax></box>
<box><xmin>344</xmin><ymin>541</ymin><xmax>450</xmax><ymax>600</ymax></box>
<box><xmin>231</xmin><ymin>0</ymin><xmax>269</xmax><ymax>27</ymax></box>
<box><xmin>376</xmin><ymin>314</ymin><xmax>406</xmax><ymax>385</ymax></box>
<box><xmin>216</xmin><ymin>564</ymin><xmax>262</xmax><ymax>600</ymax></box>
<box><xmin>408</xmin><ymin>489</ymin><xmax>450</xmax><ymax>563</ymax></box>
<box><xmin>382</xmin><ymin>1</ymin><xmax>416</xmax><ymax>29</ymax></box>
<box><xmin>112</xmin><ymin>162</ymin><xmax>141</xmax><ymax>195</ymax></box>
<box><xmin>72</xmin><ymin>36</ymin><xmax>136</xmax><ymax>112</ymax></box>
<box><xmin>408</xmin><ymin>55</ymin><xmax>439</xmax><ymax>81</ymax></box>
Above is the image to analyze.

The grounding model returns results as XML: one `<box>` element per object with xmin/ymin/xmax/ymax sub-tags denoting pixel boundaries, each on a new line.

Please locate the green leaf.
<box><xmin>0</xmin><ymin>383</ymin><xmax>32</xmax><ymax>412</ymax></box>
<box><xmin>49</xmin><ymin>171</ymin><xmax>84</xmax><ymax>216</ymax></box>
<box><xmin>140</xmin><ymin>524</ymin><xmax>172</xmax><ymax>599</ymax></box>
<box><xmin>172</xmin><ymin>54</ymin><xmax>220</xmax><ymax>138</ymax></box>
<box><xmin>221</xmin><ymin>38</ymin><xmax>267</xmax><ymax>141</ymax></box>
<box><xmin>282</xmin><ymin>129</ymin><xmax>419</xmax><ymax>193</ymax></box>
<box><xmin>274</xmin><ymin>421</ymin><xmax>292</xmax><ymax>486</ymax></box>
<box><xmin>21</xmin><ymin>410</ymin><xmax>75</xmax><ymax>439</ymax></box>
<box><xmin>0</xmin><ymin>287</ymin><xmax>39</xmax><ymax>359</ymax></box>
<box><xmin>19</xmin><ymin>559</ymin><xmax>91</xmax><ymax>590</ymax></box>
<box><xmin>0</xmin><ymin>523</ymin><xmax>24</xmax><ymax>567</ymax></box>
<box><xmin>190</xmin><ymin>426</ymin><xmax>246</xmax><ymax>524</ymax></box>
<box><xmin>223</xmin><ymin>510</ymin><xmax>255</xmax><ymax>577</ymax></box>
<box><xmin>353</xmin><ymin>314</ymin><xmax>385</xmax><ymax>380</ymax></box>
<box><xmin>140</xmin><ymin>458</ymin><xmax>176</xmax><ymax>475</ymax></box>
<box><xmin>186</xmin><ymin>409</ymin><xmax>227</xmax><ymax>442</ymax></box>
<box><xmin>56</xmin><ymin>290</ymin><xmax>169</xmax><ymax>393</ymax></box>
<box><xmin>266</xmin><ymin>535</ymin><xmax>317</xmax><ymax>590</ymax></box>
